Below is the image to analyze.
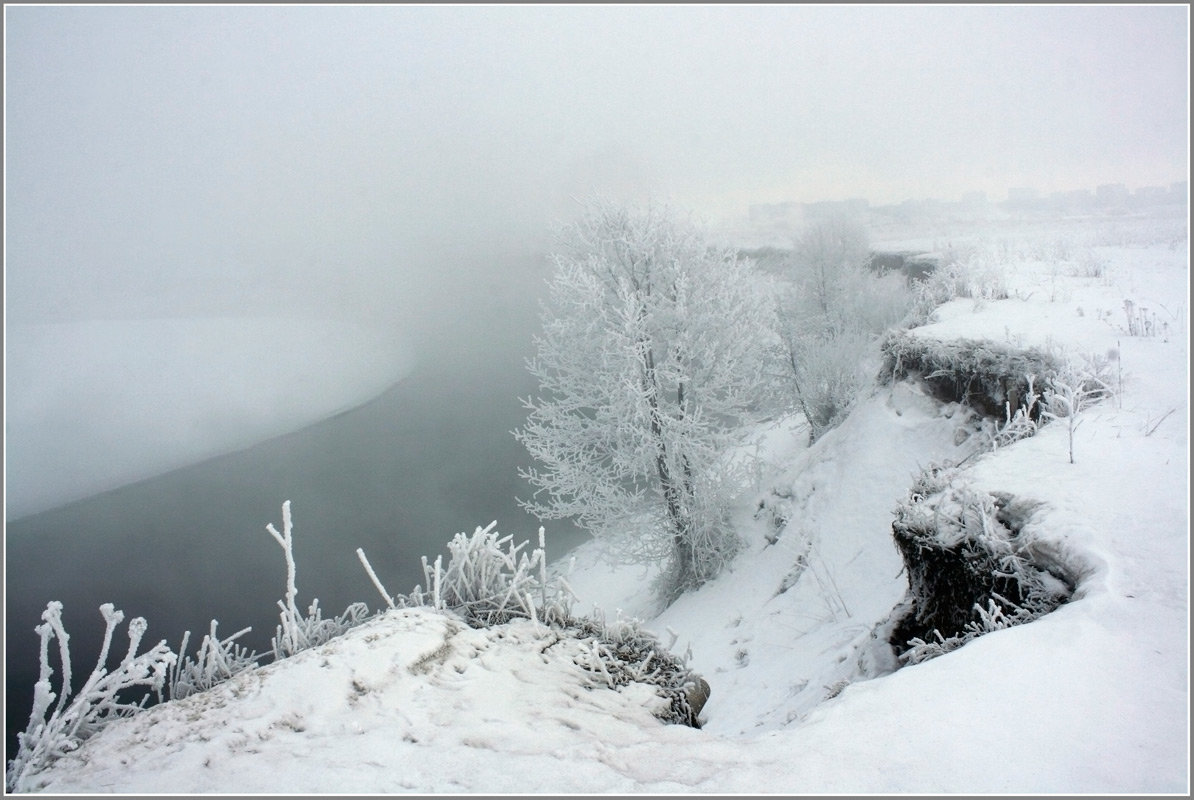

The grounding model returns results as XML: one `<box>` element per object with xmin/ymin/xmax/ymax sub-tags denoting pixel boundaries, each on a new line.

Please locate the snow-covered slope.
<box><xmin>20</xmin><ymin>609</ymin><xmax>696</xmax><ymax>795</ymax></box>
<box><xmin>569</xmin><ymin>379</ymin><xmax>980</xmax><ymax>736</ymax></box>
<box><xmin>4</xmin><ymin>317</ymin><xmax>413</xmax><ymax>520</ymax></box>
<box><xmin>10</xmin><ymin>213</ymin><xmax>1189</xmax><ymax>793</ymax></box>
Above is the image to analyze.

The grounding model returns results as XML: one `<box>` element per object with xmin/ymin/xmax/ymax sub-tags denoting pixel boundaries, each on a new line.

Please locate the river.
<box><xmin>4</xmin><ymin>249</ymin><xmax>592</xmax><ymax>761</ymax></box>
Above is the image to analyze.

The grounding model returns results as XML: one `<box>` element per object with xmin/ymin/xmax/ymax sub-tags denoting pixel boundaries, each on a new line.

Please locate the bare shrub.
<box><xmin>1041</xmin><ymin>357</ymin><xmax>1115</xmax><ymax>464</ymax></box>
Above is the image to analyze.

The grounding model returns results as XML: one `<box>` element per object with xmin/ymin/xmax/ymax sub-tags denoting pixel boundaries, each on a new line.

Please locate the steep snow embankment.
<box><xmin>563</xmin><ymin>230</ymin><xmax>1189</xmax><ymax>790</ymax></box>
<box><xmin>567</xmin><ymin>379</ymin><xmax>980</xmax><ymax>736</ymax></box>
<box><xmin>5</xmin><ymin>317</ymin><xmax>413</xmax><ymax>520</ymax></box>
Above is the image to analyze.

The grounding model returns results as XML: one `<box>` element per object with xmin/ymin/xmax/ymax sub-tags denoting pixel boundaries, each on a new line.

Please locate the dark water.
<box><xmin>4</xmin><ymin>259</ymin><xmax>591</xmax><ymax>764</ymax></box>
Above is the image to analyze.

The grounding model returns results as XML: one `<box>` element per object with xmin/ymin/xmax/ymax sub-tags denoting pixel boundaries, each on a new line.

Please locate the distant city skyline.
<box><xmin>744</xmin><ymin>178</ymin><xmax>1188</xmax><ymax>219</ymax></box>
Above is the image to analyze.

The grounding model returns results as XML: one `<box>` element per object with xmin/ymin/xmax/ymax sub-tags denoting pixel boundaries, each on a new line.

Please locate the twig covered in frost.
<box><xmin>6</xmin><ymin>602</ymin><xmax>176</xmax><ymax>793</ymax></box>
<box><xmin>266</xmin><ymin>501</ymin><xmax>371</xmax><ymax>659</ymax></box>
<box><xmin>356</xmin><ymin>548</ymin><xmax>396</xmax><ymax>609</ymax></box>
<box><xmin>539</xmin><ymin>526</ymin><xmax>548</xmax><ymax>616</ymax></box>
<box><xmin>271</xmin><ymin>598</ymin><xmax>370</xmax><ymax>661</ymax></box>
<box><xmin>807</xmin><ymin>539</ymin><xmax>851</xmax><ymax>619</ymax></box>
<box><xmin>1145</xmin><ymin>408</ymin><xmax>1176</xmax><ymax>437</ymax></box>
<box><xmin>168</xmin><ymin>620</ymin><xmax>259</xmax><ymax>701</ymax></box>
<box><xmin>266</xmin><ymin>500</ymin><xmax>304</xmax><ymax>657</ymax></box>
<box><xmin>900</xmin><ymin>597</ymin><xmax>1039</xmax><ymax>666</ymax></box>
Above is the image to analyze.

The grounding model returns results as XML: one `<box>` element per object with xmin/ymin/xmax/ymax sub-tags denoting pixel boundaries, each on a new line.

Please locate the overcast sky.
<box><xmin>4</xmin><ymin>4</ymin><xmax>1189</xmax><ymax>324</ymax></box>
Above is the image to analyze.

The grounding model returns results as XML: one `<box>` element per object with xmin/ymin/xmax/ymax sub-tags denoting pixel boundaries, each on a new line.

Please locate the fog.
<box><xmin>3</xmin><ymin>245</ymin><xmax>575</xmax><ymax>762</ymax></box>
<box><xmin>6</xmin><ymin>6</ymin><xmax>1188</xmax><ymax>324</ymax></box>
<box><xmin>3</xmin><ymin>3</ymin><xmax>1188</xmax><ymax>763</ymax></box>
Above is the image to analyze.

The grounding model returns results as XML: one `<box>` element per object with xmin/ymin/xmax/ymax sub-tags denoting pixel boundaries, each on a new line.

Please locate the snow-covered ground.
<box><xmin>4</xmin><ymin>317</ymin><xmax>414</xmax><ymax>520</ymax></box>
<box><xmin>10</xmin><ymin>212</ymin><xmax>1189</xmax><ymax>793</ymax></box>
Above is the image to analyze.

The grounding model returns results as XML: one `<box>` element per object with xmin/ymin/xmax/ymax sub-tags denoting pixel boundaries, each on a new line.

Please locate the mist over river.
<box><xmin>4</xmin><ymin>248</ymin><xmax>593</xmax><ymax>761</ymax></box>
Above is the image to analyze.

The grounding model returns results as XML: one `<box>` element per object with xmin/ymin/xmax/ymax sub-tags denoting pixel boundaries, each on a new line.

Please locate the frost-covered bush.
<box><xmin>888</xmin><ymin>465</ymin><xmax>1075</xmax><ymax>664</ymax></box>
<box><xmin>969</xmin><ymin>374</ymin><xmax>1042</xmax><ymax>455</ymax></box>
<box><xmin>267</xmin><ymin>500</ymin><xmax>370</xmax><ymax>659</ymax></box>
<box><xmin>6</xmin><ymin>602</ymin><xmax>177</xmax><ymax>792</ymax></box>
<box><xmin>567</xmin><ymin>613</ymin><xmax>710</xmax><ymax>728</ymax></box>
<box><xmin>899</xmin><ymin>597</ymin><xmax>1045</xmax><ymax>665</ymax></box>
<box><xmin>780</xmin><ymin>327</ymin><xmax>877</xmax><ymax>440</ymax></box>
<box><xmin>168</xmin><ymin>621</ymin><xmax>259</xmax><ymax>701</ymax></box>
<box><xmin>415</xmin><ymin>523</ymin><xmax>574</xmax><ymax>627</ymax></box>
<box><xmin>9</xmin><ymin>500</ymin><xmax>374</xmax><ymax>790</ymax></box>
<box><xmin>1041</xmin><ymin>358</ymin><xmax>1114</xmax><ymax>464</ymax></box>
<box><xmin>787</xmin><ymin>221</ymin><xmax>910</xmax><ymax>339</ymax></box>
<box><xmin>271</xmin><ymin>598</ymin><xmax>370</xmax><ymax>661</ymax></box>
<box><xmin>906</xmin><ymin>259</ymin><xmax>968</xmax><ymax>326</ymax></box>
<box><xmin>360</xmin><ymin>521</ymin><xmax>577</xmax><ymax>628</ymax></box>
<box><xmin>904</xmin><ymin>243</ymin><xmax>1011</xmax><ymax>326</ymax></box>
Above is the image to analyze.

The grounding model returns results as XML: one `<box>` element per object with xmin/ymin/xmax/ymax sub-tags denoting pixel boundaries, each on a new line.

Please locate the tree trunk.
<box><xmin>782</xmin><ymin>329</ymin><xmax>821</xmax><ymax>443</ymax></box>
<box><xmin>642</xmin><ymin>340</ymin><xmax>692</xmax><ymax>578</ymax></box>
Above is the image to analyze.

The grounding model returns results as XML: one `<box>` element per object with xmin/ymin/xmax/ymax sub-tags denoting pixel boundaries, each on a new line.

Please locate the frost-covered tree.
<box><xmin>779</xmin><ymin>214</ymin><xmax>910</xmax><ymax>441</ymax></box>
<box><xmin>514</xmin><ymin>201</ymin><xmax>780</xmax><ymax>601</ymax></box>
<box><xmin>792</xmin><ymin>214</ymin><xmax>870</xmax><ymax>318</ymax></box>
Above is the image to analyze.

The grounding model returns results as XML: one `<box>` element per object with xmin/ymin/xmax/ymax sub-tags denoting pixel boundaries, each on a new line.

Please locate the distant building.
<box><xmin>1004</xmin><ymin>187</ymin><xmax>1042</xmax><ymax>214</ymax></box>
<box><xmin>960</xmin><ymin>190</ymin><xmax>988</xmax><ymax>207</ymax></box>
<box><xmin>1007</xmin><ymin>187</ymin><xmax>1038</xmax><ymax>205</ymax></box>
<box><xmin>804</xmin><ymin>198</ymin><xmax>869</xmax><ymax>222</ymax></box>
<box><xmin>748</xmin><ymin>202</ymin><xmax>803</xmax><ymax>227</ymax></box>
<box><xmin>900</xmin><ymin>197</ymin><xmax>945</xmax><ymax>214</ymax></box>
<box><xmin>1049</xmin><ymin>189</ymin><xmax>1094</xmax><ymax>211</ymax></box>
<box><xmin>1095</xmin><ymin>183</ymin><xmax>1130</xmax><ymax>207</ymax></box>
<box><xmin>1133</xmin><ymin>186</ymin><xmax>1170</xmax><ymax>206</ymax></box>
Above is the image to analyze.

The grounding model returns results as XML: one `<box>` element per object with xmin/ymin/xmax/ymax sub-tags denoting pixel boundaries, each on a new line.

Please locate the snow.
<box><xmin>4</xmin><ymin>317</ymin><xmax>414</xmax><ymax>520</ymax></box>
<box><xmin>10</xmin><ymin>212</ymin><xmax>1189</xmax><ymax>794</ymax></box>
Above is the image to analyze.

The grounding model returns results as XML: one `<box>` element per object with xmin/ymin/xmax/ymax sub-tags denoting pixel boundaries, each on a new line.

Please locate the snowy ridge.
<box><xmin>11</xmin><ymin>217</ymin><xmax>1189</xmax><ymax>793</ymax></box>
<box><xmin>22</xmin><ymin>609</ymin><xmax>693</xmax><ymax>795</ymax></box>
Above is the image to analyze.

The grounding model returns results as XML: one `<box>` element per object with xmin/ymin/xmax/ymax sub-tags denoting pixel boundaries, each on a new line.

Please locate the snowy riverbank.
<box><xmin>9</xmin><ymin>215</ymin><xmax>1188</xmax><ymax>793</ymax></box>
